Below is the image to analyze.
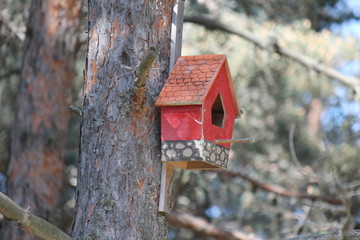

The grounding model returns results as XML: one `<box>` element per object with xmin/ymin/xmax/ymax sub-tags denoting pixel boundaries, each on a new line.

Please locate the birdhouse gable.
<box><xmin>201</xmin><ymin>61</ymin><xmax>239</xmax><ymax>148</ymax></box>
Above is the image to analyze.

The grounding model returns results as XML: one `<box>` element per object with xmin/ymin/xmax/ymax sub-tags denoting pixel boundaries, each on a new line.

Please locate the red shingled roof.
<box><xmin>155</xmin><ymin>54</ymin><xmax>229</xmax><ymax>106</ymax></box>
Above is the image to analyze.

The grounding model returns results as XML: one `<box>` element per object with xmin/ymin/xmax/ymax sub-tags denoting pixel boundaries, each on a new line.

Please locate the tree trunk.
<box><xmin>5</xmin><ymin>0</ymin><xmax>81</xmax><ymax>239</ymax></box>
<box><xmin>72</xmin><ymin>1</ymin><xmax>173</xmax><ymax>239</ymax></box>
<box><xmin>306</xmin><ymin>98</ymin><xmax>323</xmax><ymax>136</ymax></box>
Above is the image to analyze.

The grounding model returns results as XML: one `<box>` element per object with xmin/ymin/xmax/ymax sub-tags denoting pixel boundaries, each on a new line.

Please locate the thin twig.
<box><xmin>295</xmin><ymin>203</ymin><xmax>313</xmax><ymax>235</ymax></box>
<box><xmin>289</xmin><ymin>124</ymin><xmax>303</xmax><ymax>171</ymax></box>
<box><xmin>68</xmin><ymin>105</ymin><xmax>82</xmax><ymax>117</ymax></box>
<box><xmin>280</xmin><ymin>230</ymin><xmax>360</xmax><ymax>240</ymax></box>
<box><xmin>323</xmin><ymin>135</ymin><xmax>353</xmax><ymax>240</ymax></box>
<box><xmin>344</xmin><ymin>180</ymin><xmax>360</xmax><ymax>190</ymax></box>
<box><xmin>215</xmin><ymin>170</ymin><xmax>343</xmax><ymax>206</ymax></box>
<box><xmin>288</xmin><ymin>124</ymin><xmax>320</xmax><ymax>181</ymax></box>
<box><xmin>347</xmin><ymin>190</ymin><xmax>360</xmax><ymax>198</ymax></box>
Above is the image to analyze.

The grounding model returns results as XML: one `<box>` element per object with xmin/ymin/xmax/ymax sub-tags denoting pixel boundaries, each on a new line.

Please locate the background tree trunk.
<box><xmin>5</xmin><ymin>0</ymin><xmax>81</xmax><ymax>239</ymax></box>
<box><xmin>71</xmin><ymin>1</ymin><xmax>173</xmax><ymax>239</ymax></box>
<box><xmin>306</xmin><ymin>98</ymin><xmax>323</xmax><ymax>136</ymax></box>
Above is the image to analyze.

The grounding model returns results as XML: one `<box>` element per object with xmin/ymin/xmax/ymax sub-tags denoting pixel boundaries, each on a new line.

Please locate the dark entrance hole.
<box><xmin>211</xmin><ymin>94</ymin><xmax>225</xmax><ymax>128</ymax></box>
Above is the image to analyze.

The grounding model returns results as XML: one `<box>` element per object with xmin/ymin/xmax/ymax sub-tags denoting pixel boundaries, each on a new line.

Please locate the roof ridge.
<box><xmin>155</xmin><ymin>55</ymin><xmax>227</xmax><ymax>106</ymax></box>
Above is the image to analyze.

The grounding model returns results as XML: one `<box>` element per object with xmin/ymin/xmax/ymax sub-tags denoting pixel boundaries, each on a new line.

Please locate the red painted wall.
<box><xmin>160</xmin><ymin>105</ymin><xmax>203</xmax><ymax>141</ymax></box>
<box><xmin>203</xmin><ymin>65</ymin><xmax>236</xmax><ymax>148</ymax></box>
<box><xmin>160</xmin><ymin>64</ymin><xmax>237</xmax><ymax>148</ymax></box>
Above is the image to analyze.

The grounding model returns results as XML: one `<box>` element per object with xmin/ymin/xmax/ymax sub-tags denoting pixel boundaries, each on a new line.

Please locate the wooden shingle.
<box><xmin>155</xmin><ymin>55</ymin><xmax>227</xmax><ymax>106</ymax></box>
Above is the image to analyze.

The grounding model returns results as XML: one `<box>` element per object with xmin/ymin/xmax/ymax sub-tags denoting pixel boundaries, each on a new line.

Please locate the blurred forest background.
<box><xmin>0</xmin><ymin>0</ymin><xmax>360</xmax><ymax>239</ymax></box>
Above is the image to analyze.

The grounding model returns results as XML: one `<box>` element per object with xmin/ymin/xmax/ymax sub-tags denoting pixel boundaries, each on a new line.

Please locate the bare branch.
<box><xmin>68</xmin><ymin>105</ymin><xmax>82</xmax><ymax>117</ymax></box>
<box><xmin>135</xmin><ymin>47</ymin><xmax>159</xmax><ymax>88</ymax></box>
<box><xmin>167</xmin><ymin>211</ymin><xmax>260</xmax><ymax>240</ymax></box>
<box><xmin>167</xmin><ymin>211</ymin><xmax>360</xmax><ymax>240</ymax></box>
<box><xmin>184</xmin><ymin>15</ymin><xmax>360</xmax><ymax>99</ymax></box>
<box><xmin>0</xmin><ymin>68</ymin><xmax>20</xmax><ymax>80</ymax></box>
<box><xmin>0</xmin><ymin>192</ymin><xmax>71</xmax><ymax>240</ymax></box>
<box><xmin>344</xmin><ymin>180</ymin><xmax>360</xmax><ymax>190</ymax></box>
<box><xmin>289</xmin><ymin>124</ymin><xmax>305</xmax><ymax>172</ymax></box>
<box><xmin>215</xmin><ymin>170</ymin><xmax>344</xmax><ymax>206</ymax></box>
<box><xmin>132</xmin><ymin>47</ymin><xmax>159</xmax><ymax>109</ymax></box>
<box><xmin>281</xmin><ymin>230</ymin><xmax>360</xmax><ymax>240</ymax></box>
<box><xmin>288</xmin><ymin>124</ymin><xmax>320</xmax><ymax>181</ymax></box>
<box><xmin>323</xmin><ymin>136</ymin><xmax>354</xmax><ymax>240</ymax></box>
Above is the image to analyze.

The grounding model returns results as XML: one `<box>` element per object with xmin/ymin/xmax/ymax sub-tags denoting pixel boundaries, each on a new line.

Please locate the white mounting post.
<box><xmin>169</xmin><ymin>0</ymin><xmax>185</xmax><ymax>71</ymax></box>
<box><xmin>158</xmin><ymin>163</ymin><xmax>174</xmax><ymax>213</ymax></box>
<box><xmin>159</xmin><ymin>0</ymin><xmax>185</xmax><ymax>214</ymax></box>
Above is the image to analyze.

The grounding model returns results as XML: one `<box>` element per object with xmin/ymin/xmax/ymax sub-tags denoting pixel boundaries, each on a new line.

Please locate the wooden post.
<box><xmin>159</xmin><ymin>0</ymin><xmax>185</xmax><ymax>214</ymax></box>
<box><xmin>158</xmin><ymin>164</ymin><xmax>174</xmax><ymax>213</ymax></box>
<box><xmin>169</xmin><ymin>0</ymin><xmax>185</xmax><ymax>70</ymax></box>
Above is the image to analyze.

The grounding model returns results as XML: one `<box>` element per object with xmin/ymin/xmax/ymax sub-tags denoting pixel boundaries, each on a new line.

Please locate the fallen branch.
<box><xmin>216</xmin><ymin>170</ymin><xmax>344</xmax><ymax>206</ymax></box>
<box><xmin>0</xmin><ymin>191</ymin><xmax>71</xmax><ymax>240</ymax></box>
<box><xmin>184</xmin><ymin>15</ymin><xmax>360</xmax><ymax>99</ymax></box>
<box><xmin>167</xmin><ymin>211</ymin><xmax>260</xmax><ymax>240</ymax></box>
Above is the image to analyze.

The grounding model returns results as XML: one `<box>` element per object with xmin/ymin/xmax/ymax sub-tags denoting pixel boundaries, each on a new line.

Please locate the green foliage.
<box><xmin>223</xmin><ymin>0</ymin><xmax>359</xmax><ymax>31</ymax></box>
<box><xmin>1</xmin><ymin>0</ymin><xmax>359</xmax><ymax>239</ymax></box>
<box><xmin>169</xmin><ymin>1</ymin><xmax>360</xmax><ymax>239</ymax></box>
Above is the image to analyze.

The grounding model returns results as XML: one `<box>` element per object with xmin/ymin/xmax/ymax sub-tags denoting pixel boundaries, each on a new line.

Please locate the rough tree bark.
<box><xmin>5</xmin><ymin>0</ymin><xmax>81</xmax><ymax>239</ymax></box>
<box><xmin>71</xmin><ymin>1</ymin><xmax>173</xmax><ymax>239</ymax></box>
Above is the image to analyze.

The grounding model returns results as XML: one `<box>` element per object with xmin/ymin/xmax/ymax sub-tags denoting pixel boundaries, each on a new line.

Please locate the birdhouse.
<box><xmin>155</xmin><ymin>55</ymin><xmax>242</xmax><ymax>170</ymax></box>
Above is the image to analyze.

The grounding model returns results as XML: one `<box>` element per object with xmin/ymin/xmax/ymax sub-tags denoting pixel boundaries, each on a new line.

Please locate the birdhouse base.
<box><xmin>161</xmin><ymin>140</ymin><xmax>229</xmax><ymax>170</ymax></box>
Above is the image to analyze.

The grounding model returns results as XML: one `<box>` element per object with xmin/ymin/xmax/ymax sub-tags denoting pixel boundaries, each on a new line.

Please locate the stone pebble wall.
<box><xmin>161</xmin><ymin>139</ymin><xmax>229</xmax><ymax>169</ymax></box>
